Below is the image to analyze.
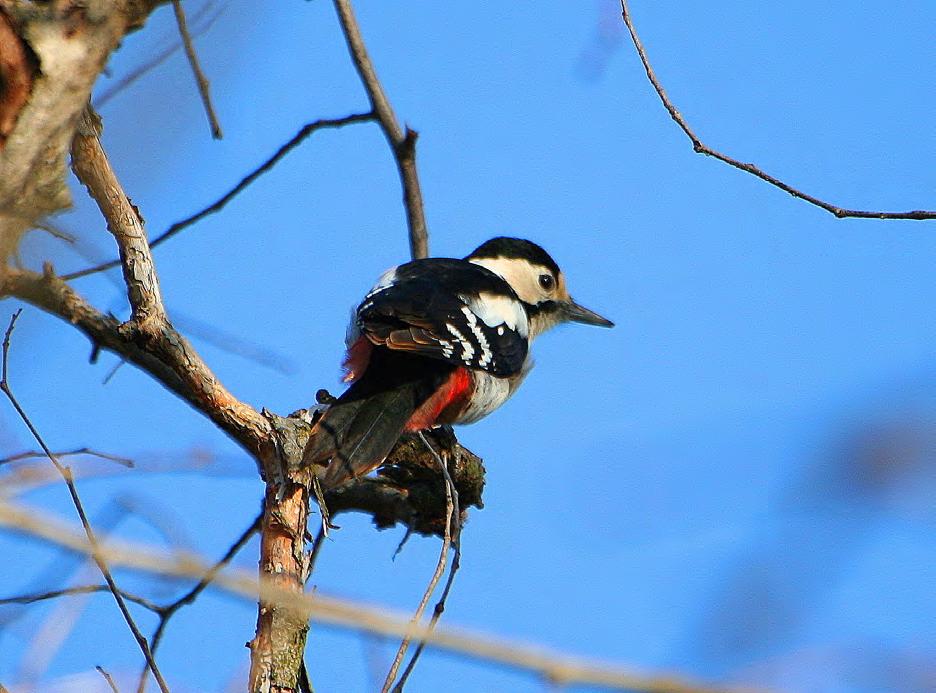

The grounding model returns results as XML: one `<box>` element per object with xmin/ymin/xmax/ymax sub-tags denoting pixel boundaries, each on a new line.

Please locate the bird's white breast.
<box><xmin>454</xmin><ymin>357</ymin><xmax>534</xmax><ymax>424</ymax></box>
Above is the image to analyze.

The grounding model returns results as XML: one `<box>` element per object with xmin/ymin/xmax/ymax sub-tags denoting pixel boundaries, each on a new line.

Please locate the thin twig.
<box><xmin>171</xmin><ymin>310</ymin><xmax>298</xmax><ymax>376</ymax></box>
<box><xmin>332</xmin><ymin>0</ymin><xmax>429</xmax><ymax>258</ymax></box>
<box><xmin>13</xmin><ymin>501</ymin><xmax>137</xmax><ymax>681</ymax></box>
<box><xmin>619</xmin><ymin>0</ymin><xmax>936</xmax><ymax>221</ymax></box>
<box><xmin>63</xmin><ymin>112</ymin><xmax>374</xmax><ymax>281</ymax></box>
<box><xmin>171</xmin><ymin>0</ymin><xmax>222</xmax><ymax>139</ymax></box>
<box><xmin>381</xmin><ymin>432</ymin><xmax>455</xmax><ymax>692</ymax></box>
<box><xmin>95</xmin><ymin>2</ymin><xmax>224</xmax><ymax>109</ymax></box>
<box><xmin>0</xmin><ymin>584</ymin><xmax>162</xmax><ymax>613</ymax></box>
<box><xmin>0</xmin><ymin>446</ymin><xmax>133</xmax><ymax>467</ymax></box>
<box><xmin>0</xmin><ymin>311</ymin><xmax>171</xmax><ymax>693</ymax></box>
<box><xmin>0</xmin><ymin>498</ymin><xmax>735</xmax><ymax>693</ymax></box>
<box><xmin>33</xmin><ymin>222</ymin><xmax>76</xmax><ymax>244</ymax></box>
<box><xmin>392</xmin><ymin>446</ymin><xmax>462</xmax><ymax>692</ymax></box>
<box><xmin>96</xmin><ymin>665</ymin><xmax>120</xmax><ymax>693</ymax></box>
<box><xmin>297</xmin><ymin>523</ymin><xmax>328</xmax><ymax>693</ymax></box>
<box><xmin>307</xmin><ymin>524</ymin><xmax>328</xmax><ymax>583</ymax></box>
<box><xmin>136</xmin><ymin>510</ymin><xmax>261</xmax><ymax>693</ymax></box>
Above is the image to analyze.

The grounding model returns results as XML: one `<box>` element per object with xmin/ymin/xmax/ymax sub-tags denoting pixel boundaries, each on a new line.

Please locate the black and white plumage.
<box><xmin>302</xmin><ymin>237</ymin><xmax>613</xmax><ymax>490</ymax></box>
<box><xmin>357</xmin><ymin>259</ymin><xmax>528</xmax><ymax>377</ymax></box>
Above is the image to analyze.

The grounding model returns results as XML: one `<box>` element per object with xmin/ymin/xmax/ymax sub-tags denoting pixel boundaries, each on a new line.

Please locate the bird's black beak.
<box><xmin>563</xmin><ymin>299</ymin><xmax>614</xmax><ymax>327</ymax></box>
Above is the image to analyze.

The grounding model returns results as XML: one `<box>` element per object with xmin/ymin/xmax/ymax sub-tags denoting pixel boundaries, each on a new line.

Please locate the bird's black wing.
<box><xmin>356</xmin><ymin>259</ymin><xmax>528</xmax><ymax>377</ymax></box>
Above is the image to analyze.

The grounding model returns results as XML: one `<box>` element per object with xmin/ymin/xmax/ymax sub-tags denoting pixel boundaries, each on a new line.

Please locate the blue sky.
<box><xmin>2</xmin><ymin>1</ymin><xmax>935</xmax><ymax>691</ymax></box>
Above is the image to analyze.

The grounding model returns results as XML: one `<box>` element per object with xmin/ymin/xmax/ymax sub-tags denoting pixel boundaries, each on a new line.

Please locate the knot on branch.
<box><xmin>397</xmin><ymin>126</ymin><xmax>419</xmax><ymax>157</ymax></box>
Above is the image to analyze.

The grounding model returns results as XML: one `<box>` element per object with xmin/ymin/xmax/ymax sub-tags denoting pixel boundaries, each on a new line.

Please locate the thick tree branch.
<box><xmin>324</xmin><ymin>430</ymin><xmax>485</xmax><ymax>537</ymax></box>
<box><xmin>0</xmin><ymin>10</ymin><xmax>35</xmax><ymax>147</ymax></box>
<box><xmin>620</xmin><ymin>0</ymin><xmax>936</xmax><ymax>221</ymax></box>
<box><xmin>1</xmin><ymin>266</ymin><xmax>272</xmax><ymax>459</ymax></box>
<box><xmin>0</xmin><ymin>1</ymin><xmax>164</xmax><ymax>264</ymax></box>
<box><xmin>333</xmin><ymin>0</ymin><xmax>429</xmax><ymax>258</ymax></box>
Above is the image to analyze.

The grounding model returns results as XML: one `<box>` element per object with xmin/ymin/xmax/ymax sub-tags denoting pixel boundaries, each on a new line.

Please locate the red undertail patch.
<box><xmin>405</xmin><ymin>368</ymin><xmax>472</xmax><ymax>432</ymax></box>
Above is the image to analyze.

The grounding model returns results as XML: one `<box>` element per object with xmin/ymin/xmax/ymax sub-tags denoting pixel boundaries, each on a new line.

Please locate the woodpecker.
<box><xmin>302</xmin><ymin>237</ymin><xmax>613</xmax><ymax>490</ymax></box>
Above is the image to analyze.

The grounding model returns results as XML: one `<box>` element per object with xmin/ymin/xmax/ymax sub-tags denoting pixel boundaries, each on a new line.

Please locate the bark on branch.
<box><xmin>0</xmin><ymin>3</ymin><xmax>468</xmax><ymax>690</ymax></box>
<box><xmin>0</xmin><ymin>1</ymin><xmax>165</xmax><ymax>263</ymax></box>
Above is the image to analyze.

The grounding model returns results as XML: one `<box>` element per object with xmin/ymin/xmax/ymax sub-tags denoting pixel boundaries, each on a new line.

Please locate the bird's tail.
<box><xmin>301</xmin><ymin>350</ymin><xmax>455</xmax><ymax>491</ymax></box>
<box><xmin>301</xmin><ymin>382</ymin><xmax>420</xmax><ymax>491</ymax></box>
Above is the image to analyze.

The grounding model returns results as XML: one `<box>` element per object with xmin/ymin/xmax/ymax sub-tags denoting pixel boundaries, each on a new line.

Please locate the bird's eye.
<box><xmin>538</xmin><ymin>274</ymin><xmax>555</xmax><ymax>291</ymax></box>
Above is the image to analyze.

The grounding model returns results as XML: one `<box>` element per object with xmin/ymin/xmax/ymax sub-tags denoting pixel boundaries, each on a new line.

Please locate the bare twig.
<box><xmin>95</xmin><ymin>2</ymin><xmax>225</xmax><ymax>109</ymax></box>
<box><xmin>172</xmin><ymin>311</ymin><xmax>298</xmax><ymax>376</ymax></box>
<box><xmin>381</xmin><ymin>433</ymin><xmax>456</xmax><ymax>692</ymax></box>
<box><xmin>392</xmin><ymin>442</ymin><xmax>463</xmax><ymax>692</ymax></box>
<box><xmin>0</xmin><ymin>498</ymin><xmax>733</xmax><ymax>693</ymax></box>
<box><xmin>171</xmin><ymin>0</ymin><xmax>222</xmax><ymax>139</ymax></box>
<box><xmin>33</xmin><ymin>222</ymin><xmax>76</xmax><ymax>244</ymax></box>
<box><xmin>3</xmin><ymin>274</ymin><xmax>273</xmax><ymax>458</ymax></box>
<box><xmin>619</xmin><ymin>0</ymin><xmax>936</xmax><ymax>221</ymax></box>
<box><xmin>0</xmin><ymin>311</ymin><xmax>171</xmax><ymax>693</ymax></box>
<box><xmin>63</xmin><ymin>112</ymin><xmax>374</xmax><ymax>281</ymax></box>
<box><xmin>0</xmin><ymin>447</ymin><xmax>133</xmax><ymax>468</ymax></box>
<box><xmin>0</xmin><ymin>497</ymin><xmax>257</xmax><ymax>692</ymax></box>
<box><xmin>298</xmin><ymin>525</ymin><xmax>328</xmax><ymax>693</ymax></box>
<box><xmin>332</xmin><ymin>0</ymin><xmax>430</xmax><ymax>258</ymax></box>
<box><xmin>137</xmin><ymin>510</ymin><xmax>261</xmax><ymax>693</ymax></box>
<box><xmin>0</xmin><ymin>584</ymin><xmax>162</xmax><ymax>613</ymax></box>
<box><xmin>96</xmin><ymin>665</ymin><xmax>120</xmax><ymax>693</ymax></box>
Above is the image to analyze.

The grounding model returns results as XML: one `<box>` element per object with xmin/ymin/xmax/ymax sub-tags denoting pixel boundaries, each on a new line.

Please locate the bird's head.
<box><xmin>467</xmin><ymin>237</ymin><xmax>613</xmax><ymax>338</ymax></box>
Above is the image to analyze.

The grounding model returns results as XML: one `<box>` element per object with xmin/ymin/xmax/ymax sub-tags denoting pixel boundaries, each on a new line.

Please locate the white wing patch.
<box><xmin>461</xmin><ymin>306</ymin><xmax>493</xmax><ymax>368</ymax></box>
<box><xmin>459</xmin><ymin>292</ymin><xmax>528</xmax><ymax>337</ymax></box>
<box><xmin>446</xmin><ymin>322</ymin><xmax>474</xmax><ymax>364</ymax></box>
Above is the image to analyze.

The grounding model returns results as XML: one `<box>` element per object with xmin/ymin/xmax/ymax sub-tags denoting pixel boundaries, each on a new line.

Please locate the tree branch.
<box><xmin>94</xmin><ymin>2</ymin><xmax>225</xmax><ymax>110</ymax></box>
<box><xmin>63</xmin><ymin>112</ymin><xmax>374</xmax><ymax>281</ymax></box>
<box><xmin>137</xmin><ymin>510</ymin><xmax>261</xmax><ymax>693</ymax></box>
<box><xmin>0</xmin><ymin>498</ymin><xmax>734</xmax><ymax>693</ymax></box>
<box><xmin>383</xmin><ymin>433</ymin><xmax>458</xmax><ymax>691</ymax></box>
<box><xmin>392</xmin><ymin>436</ymin><xmax>464</xmax><ymax>691</ymax></box>
<box><xmin>171</xmin><ymin>0</ymin><xmax>222</xmax><ymax>139</ymax></box>
<box><xmin>332</xmin><ymin>0</ymin><xmax>430</xmax><ymax>258</ymax></box>
<box><xmin>70</xmin><ymin>107</ymin><xmax>167</xmax><ymax>325</ymax></box>
<box><xmin>0</xmin><ymin>584</ymin><xmax>162</xmax><ymax>613</ymax></box>
<box><xmin>619</xmin><ymin>0</ymin><xmax>936</xmax><ymax>221</ymax></box>
<box><xmin>1</xmin><ymin>266</ymin><xmax>273</xmax><ymax>459</ymax></box>
<box><xmin>0</xmin><ymin>1</ymin><xmax>163</xmax><ymax>265</ymax></box>
<box><xmin>0</xmin><ymin>311</ymin><xmax>170</xmax><ymax>693</ymax></box>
